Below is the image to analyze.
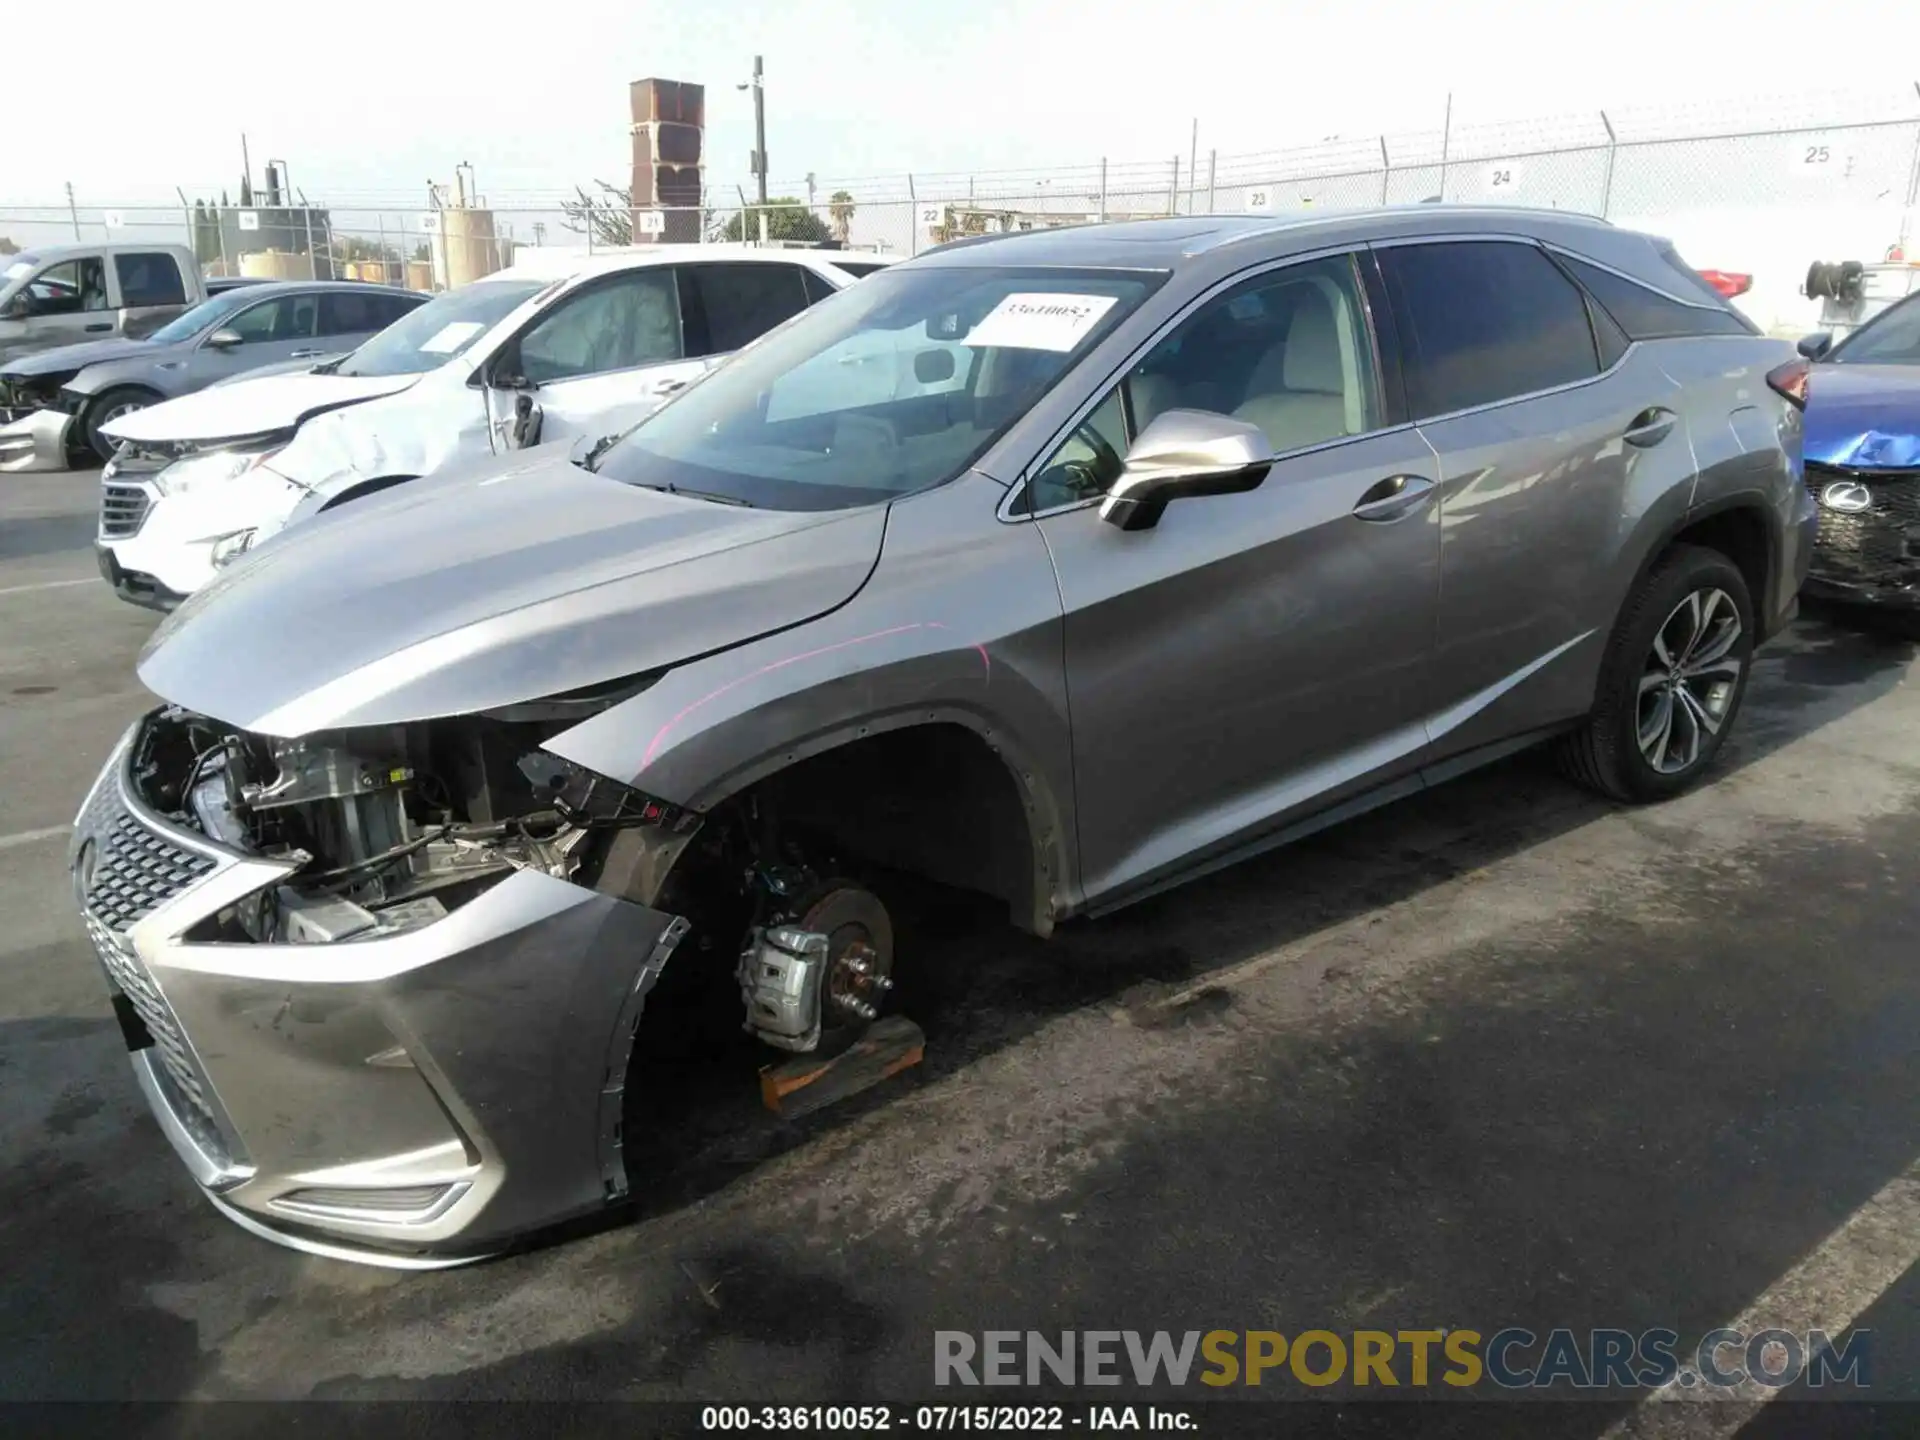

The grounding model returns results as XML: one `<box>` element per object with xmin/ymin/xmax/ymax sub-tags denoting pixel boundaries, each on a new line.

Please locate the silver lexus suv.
<box><xmin>70</xmin><ymin>208</ymin><xmax>1816</xmax><ymax>1266</ymax></box>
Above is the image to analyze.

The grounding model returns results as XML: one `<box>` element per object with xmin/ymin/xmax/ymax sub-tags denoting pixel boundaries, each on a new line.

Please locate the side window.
<box><xmin>29</xmin><ymin>257</ymin><xmax>109</xmax><ymax>314</ymax></box>
<box><xmin>374</xmin><ymin>293</ymin><xmax>425</xmax><ymax>328</ymax></box>
<box><xmin>287</xmin><ymin>294</ymin><xmax>320</xmax><ymax>338</ymax></box>
<box><xmin>801</xmin><ymin>268</ymin><xmax>838</xmax><ymax>306</ymax></box>
<box><xmin>114</xmin><ymin>252</ymin><xmax>188</xmax><ymax>308</ymax></box>
<box><xmin>1022</xmin><ymin>390</ymin><xmax>1129</xmax><ymax>513</ymax></box>
<box><xmin>516</xmin><ymin>269</ymin><xmax>683</xmax><ymax>384</ymax></box>
<box><xmin>1557</xmin><ymin>254</ymin><xmax>1751</xmax><ymax>340</ymax></box>
<box><xmin>683</xmin><ymin>263</ymin><xmax>809</xmax><ymax>355</ymax></box>
<box><xmin>319</xmin><ymin>291</ymin><xmax>380</xmax><ymax>336</ymax></box>
<box><xmin>1380</xmin><ymin>241</ymin><xmax>1598</xmax><ymax>418</ymax></box>
<box><xmin>224</xmin><ymin>297</ymin><xmax>290</xmax><ymax>342</ymax></box>
<box><xmin>1020</xmin><ymin>253</ymin><xmax>1380</xmax><ymax>513</ymax></box>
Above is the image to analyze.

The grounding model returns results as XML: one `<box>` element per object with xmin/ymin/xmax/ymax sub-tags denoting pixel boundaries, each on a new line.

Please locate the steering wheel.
<box><xmin>1072</xmin><ymin>419</ymin><xmax>1123</xmax><ymax>479</ymax></box>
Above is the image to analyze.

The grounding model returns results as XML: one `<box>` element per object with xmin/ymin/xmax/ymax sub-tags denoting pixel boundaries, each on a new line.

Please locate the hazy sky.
<box><xmin>5</xmin><ymin>0</ymin><xmax>1916</xmax><ymax>211</ymax></box>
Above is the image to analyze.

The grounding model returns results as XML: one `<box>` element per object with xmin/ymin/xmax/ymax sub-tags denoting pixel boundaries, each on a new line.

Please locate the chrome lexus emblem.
<box><xmin>1820</xmin><ymin>480</ymin><xmax>1873</xmax><ymax>514</ymax></box>
<box><xmin>73</xmin><ymin>837</ymin><xmax>98</xmax><ymax>904</ymax></box>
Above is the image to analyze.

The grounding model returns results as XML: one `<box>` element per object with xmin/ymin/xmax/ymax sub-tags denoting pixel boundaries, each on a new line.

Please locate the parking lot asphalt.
<box><xmin>3</xmin><ymin>466</ymin><xmax>1919</xmax><ymax>1433</ymax></box>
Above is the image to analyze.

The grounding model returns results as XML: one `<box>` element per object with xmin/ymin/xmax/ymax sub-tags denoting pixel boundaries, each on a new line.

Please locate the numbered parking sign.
<box><xmin>1245</xmin><ymin>187</ymin><xmax>1274</xmax><ymax>213</ymax></box>
<box><xmin>637</xmin><ymin>210</ymin><xmax>666</xmax><ymax>236</ymax></box>
<box><xmin>919</xmin><ymin>205</ymin><xmax>942</xmax><ymax>230</ymax></box>
<box><xmin>236</xmin><ymin>211</ymin><xmax>260</xmax><ymax>232</ymax></box>
<box><xmin>1484</xmin><ymin>164</ymin><xmax>1521</xmax><ymax>195</ymax></box>
<box><xmin>1792</xmin><ymin>141</ymin><xmax>1842</xmax><ymax>178</ymax></box>
<box><xmin>417</xmin><ymin>212</ymin><xmax>440</xmax><ymax>233</ymax></box>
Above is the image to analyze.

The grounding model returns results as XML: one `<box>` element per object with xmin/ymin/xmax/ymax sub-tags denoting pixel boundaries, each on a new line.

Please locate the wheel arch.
<box><xmin>1622</xmin><ymin>491</ymin><xmax>1781</xmax><ymax>641</ymax></box>
<box><xmin>697</xmin><ymin>708</ymin><xmax>1067</xmax><ymax>938</ymax></box>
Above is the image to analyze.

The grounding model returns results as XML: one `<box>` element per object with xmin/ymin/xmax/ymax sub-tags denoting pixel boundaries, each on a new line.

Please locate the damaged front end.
<box><xmin>0</xmin><ymin>375</ymin><xmax>80</xmax><ymax>472</ymax></box>
<box><xmin>70</xmin><ymin>703</ymin><xmax>700</xmax><ymax>1265</ymax></box>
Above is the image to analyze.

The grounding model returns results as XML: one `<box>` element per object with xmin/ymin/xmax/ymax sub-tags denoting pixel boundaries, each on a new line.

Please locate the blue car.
<box><xmin>1797</xmin><ymin>290</ymin><xmax>1920</xmax><ymax>609</ymax></box>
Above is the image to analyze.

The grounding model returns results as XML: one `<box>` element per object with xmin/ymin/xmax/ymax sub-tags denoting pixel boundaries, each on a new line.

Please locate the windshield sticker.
<box><xmin>4</xmin><ymin>261</ymin><xmax>33</xmax><ymax>281</ymax></box>
<box><xmin>962</xmin><ymin>293</ymin><xmax>1118</xmax><ymax>352</ymax></box>
<box><xmin>418</xmin><ymin>320</ymin><xmax>486</xmax><ymax>354</ymax></box>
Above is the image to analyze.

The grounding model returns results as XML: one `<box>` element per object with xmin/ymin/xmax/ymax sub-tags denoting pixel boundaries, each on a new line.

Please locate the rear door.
<box><xmin>1375</xmin><ymin>236</ymin><xmax>1690</xmax><ymax>759</ymax></box>
<box><xmin>112</xmin><ymin>251</ymin><xmax>193</xmax><ymax>338</ymax></box>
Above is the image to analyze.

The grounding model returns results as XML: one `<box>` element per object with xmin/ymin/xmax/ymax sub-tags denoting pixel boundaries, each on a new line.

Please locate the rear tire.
<box><xmin>1557</xmin><ymin>544</ymin><xmax>1755</xmax><ymax>803</ymax></box>
<box><xmin>83</xmin><ymin>387</ymin><xmax>160</xmax><ymax>465</ymax></box>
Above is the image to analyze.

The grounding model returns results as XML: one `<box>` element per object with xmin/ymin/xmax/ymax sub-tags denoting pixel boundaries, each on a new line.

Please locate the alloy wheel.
<box><xmin>1636</xmin><ymin>587</ymin><xmax>1744</xmax><ymax>774</ymax></box>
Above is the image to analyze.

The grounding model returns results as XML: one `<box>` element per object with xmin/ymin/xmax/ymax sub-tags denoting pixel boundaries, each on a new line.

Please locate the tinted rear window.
<box><xmin>1559</xmin><ymin>255</ymin><xmax>1751</xmax><ymax>340</ymax></box>
<box><xmin>1380</xmin><ymin>241</ymin><xmax>1600</xmax><ymax>419</ymax></box>
<box><xmin>681</xmin><ymin>263</ymin><xmax>810</xmax><ymax>355</ymax></box>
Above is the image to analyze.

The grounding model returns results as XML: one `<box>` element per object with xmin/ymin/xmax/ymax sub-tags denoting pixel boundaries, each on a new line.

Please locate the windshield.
<box><xmin>1827</xmin><ymin>292</ymin><xmax>1920</xmax><ymax>366</ymax></box>
<box><xmin>147</xmin><ymin>289</ymin><xmax>258</xmax><ymax>344</ymax></box>
<box><xmin>591</xmin><ymin>265</ymin><xmax>1161</xmax><ymax>510</ymax></box>
<box><xmin>335</xmin><ymin>279</ymin><xmax>545</xmax><ymax>378</ymax></box>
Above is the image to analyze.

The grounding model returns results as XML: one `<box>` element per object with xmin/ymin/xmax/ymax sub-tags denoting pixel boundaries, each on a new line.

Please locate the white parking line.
<box><xmin>0</xmin><ymin>577</ymin><xmax>94</xmax><ymax>598</ymax></box>
<box><xmin>1603</xmin><ymin>1157</ymin><xmax>1920</xmax><ymax>1437</ymax></box>
<box><xmin>0</xmin><ymin>824</ymin><xmax>70</xmax><ymax>851</ymax></box>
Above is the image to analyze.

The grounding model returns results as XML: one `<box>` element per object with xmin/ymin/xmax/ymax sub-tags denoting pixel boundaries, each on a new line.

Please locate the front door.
<box><xmin>482</xmin><ymin>265</ymin><xmax>707</xmax><ymax>454</ymax></box>
<box><xmin>3</xmin><ymin>254</ymin><xmax>115</xmax><ymax>360</ymax></box>
<box><xmin>1029</xmin><ymin>253</ymin><xmax>1443</xmax><ymax>907</ymax></box>
<box><xmin>185</xmin><ymin>292</ymin><xmax>321</xmax><ymax>386</ymax></box>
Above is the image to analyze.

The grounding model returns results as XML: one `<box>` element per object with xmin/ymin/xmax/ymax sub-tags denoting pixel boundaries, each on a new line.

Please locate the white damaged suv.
<box><xmin>94</xmin><ymin>246</ymin><xmax>887</xmax><ymax>609</ymax></box>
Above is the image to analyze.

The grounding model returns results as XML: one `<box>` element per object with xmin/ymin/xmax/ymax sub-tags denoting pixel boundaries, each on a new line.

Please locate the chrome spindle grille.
<box><xmin>82</xmin><ymin>914</ymin><xmax>222</xmax><ymax>1149</ymax></box>
<box><xmin>77</xmin><ymin>778</ymin><xmax>228</xmax><ymax>1158</ymax></box>
<box><xmin>99</xmin><ymin>481</ymin><xmax>153</xmax><ymax>540</ymax></box>
<box><xmin>1806</xmin><ymin>465</ymin><xmax>1920</xmax><ymax>585</ymax></box>
<box><xmin>82</xmin><ymin>806</ymin><xmax>216</xmax><ymax>933</ymax></box>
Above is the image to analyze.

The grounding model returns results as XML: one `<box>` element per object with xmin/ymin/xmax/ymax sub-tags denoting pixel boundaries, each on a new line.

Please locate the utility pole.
<box><xmin>65</xmin><ymin>181</ymin><xmax>80</xmax><ymax>239</ymax></box>
<box><xmin>743</xmin><ymin>55</ymin><xmax>768</xmax><ymax>206</ymax></box>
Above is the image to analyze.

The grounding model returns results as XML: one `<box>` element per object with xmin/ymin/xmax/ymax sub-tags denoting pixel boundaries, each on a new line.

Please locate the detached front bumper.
<box><xmin>0</xmin><ymin>405</ymin><xmax>74</xmax><ymax>473</ymax></box>
<box><xmin>69</xmin><ymin>716</ymin><xmax>690</xmax><ymax>1266</ymax></box>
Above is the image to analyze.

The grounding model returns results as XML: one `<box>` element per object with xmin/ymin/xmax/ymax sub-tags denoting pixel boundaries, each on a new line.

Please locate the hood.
<box><xmin>103</xmin><ymin>370</ymin><xmax>422</xmax><ymax>446</ymax></box>
<box><xmin>136</xmin><ymin>446</ymin><xmax>887</xmax><ymax>736</ymax></box>
<box><xmin>0</xmin><ymin>336</ymin><xmax>159</xmax><ymax>380</ymax></box>
<box><xmin>1805</xmin><ymin>364</ymin><xmax>1920</xmax><ymax>470</ymax></box>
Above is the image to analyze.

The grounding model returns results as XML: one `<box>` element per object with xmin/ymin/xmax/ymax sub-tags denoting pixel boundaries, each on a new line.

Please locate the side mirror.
<box><xmin>205</xmin><ymin>327</ymin><xmax>244</xmax><ymax>350</ymax></box>
<box><xmin>1098</xmin><ymin>409</ymin><xmax>1272</xmax><ymax>532</ymax></box>
<box><xmin>1797</xmin><ymin>331</ymin><xmax>1833</xmax><ymax>361</ymax></box>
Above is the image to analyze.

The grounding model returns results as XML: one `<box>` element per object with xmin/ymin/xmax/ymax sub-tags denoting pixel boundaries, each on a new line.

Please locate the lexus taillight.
<box><xmin>1699</xmin><ymin>269</ymin><xmax>1753</xmax><ymax>299</ymax></box>
<box><xmin>1767</xmin><ymin>358</ymin><xmax>1810</xmax><ymax>409</ymax></box>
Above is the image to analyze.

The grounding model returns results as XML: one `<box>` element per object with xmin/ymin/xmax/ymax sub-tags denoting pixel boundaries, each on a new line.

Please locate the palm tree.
<box><xmin>829</xmin><ymin>190</ymin><xmax>856</xmax><ymax>244</ymax></box>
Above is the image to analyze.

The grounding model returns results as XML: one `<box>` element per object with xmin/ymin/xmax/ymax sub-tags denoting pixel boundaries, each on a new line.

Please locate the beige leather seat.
<box><xmin>1232</xmin><ymin>288</ymin><xmax>1354</xmax><ymax>455</ymax></box>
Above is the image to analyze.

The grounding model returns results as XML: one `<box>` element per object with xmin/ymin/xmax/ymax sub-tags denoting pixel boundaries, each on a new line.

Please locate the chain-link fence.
<box><xmin>6</xmin><ymin>103</ymin><xmax>1918</xmax><ymax>307</ymax></box>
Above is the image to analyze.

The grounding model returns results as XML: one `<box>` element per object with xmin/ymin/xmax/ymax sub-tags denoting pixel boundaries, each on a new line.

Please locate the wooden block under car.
<box><xmin>759</xmin><ymin>1016</ymin><xmax>926</xmax><ymax>1119</ymax></box>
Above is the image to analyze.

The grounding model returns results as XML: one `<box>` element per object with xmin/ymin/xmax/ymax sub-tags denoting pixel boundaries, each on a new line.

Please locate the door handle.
<box><xmin>1352</xmin><ymin>474</ymin><xmax>1435</xmax><ymax>522</ymax></box>
<box><xmin>1624</xmin><ymin>406</ymin><xmax>1677</xmax><ymax>448</ymax></box>
<box><xmin>84</xmin><ymin>323</ymin><xmax>111</xmax><ymax>332</ymax></box>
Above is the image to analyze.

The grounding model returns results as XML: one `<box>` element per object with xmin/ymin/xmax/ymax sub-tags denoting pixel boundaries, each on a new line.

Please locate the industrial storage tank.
<box><xmin>239</xmin><ymin>249</ymin><xmax>315</xmax><ymax>281</ymax></box>
<box><xmin>429</xmin><ymin>208</ymin><xmax>504</xmax><ymax>290</ymax></box>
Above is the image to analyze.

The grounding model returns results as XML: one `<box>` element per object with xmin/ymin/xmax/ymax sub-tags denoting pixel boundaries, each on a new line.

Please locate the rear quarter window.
<box><xmin>1557</xmin><ymin>254</ymin><xmax>1753</xmax><ymax>340</ymax></box>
